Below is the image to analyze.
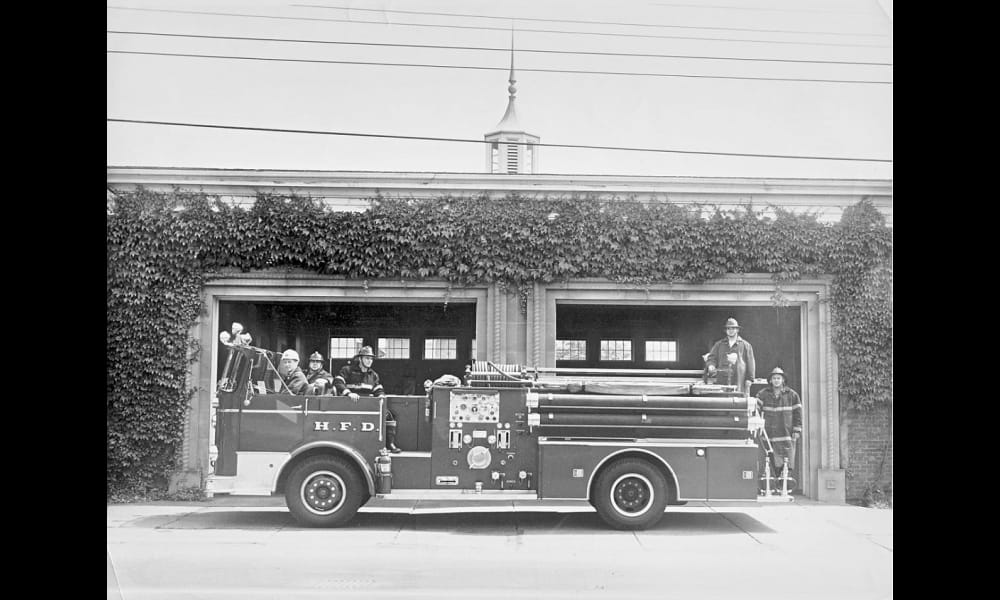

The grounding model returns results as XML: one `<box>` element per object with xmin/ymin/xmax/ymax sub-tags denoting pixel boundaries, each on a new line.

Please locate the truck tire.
<box><xmin>285</xmin><ymin>455</ymin><xmax>368</xmax><ymax>527</ymax></box>
<box><xmin>592</xmin><ymin>458</ymin><xmax>668</xmax><ymax>530</ymax></box>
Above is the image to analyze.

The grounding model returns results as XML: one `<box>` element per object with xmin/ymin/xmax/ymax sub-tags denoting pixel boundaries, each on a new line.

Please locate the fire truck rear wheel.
<box><xmin>285</xmin><ymin>456</ymin><xmax>367</xmax><ymax>527</ymax></box>
<box><xmin>592</xmin><ymin>458</ymin><xmax>668</xmax><ymax>530</ymax></box>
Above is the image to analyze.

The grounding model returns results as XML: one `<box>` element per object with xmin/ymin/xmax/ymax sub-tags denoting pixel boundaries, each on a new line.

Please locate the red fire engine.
<box><xmin>208</xmin><ymin>337</ymin><xmax>792</xmax><ymax>530</ymax></box>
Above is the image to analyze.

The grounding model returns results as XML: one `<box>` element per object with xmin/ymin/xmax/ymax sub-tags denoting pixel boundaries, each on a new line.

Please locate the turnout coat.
<box><xmin>756</xmin><ymin>385</ymin><xmax>803</xmax><ymax>443</ymax></box>
<box><xmin>704</xmin><ymin>336</ymin><xmax>756</xmax><ymax>389</ymax></box>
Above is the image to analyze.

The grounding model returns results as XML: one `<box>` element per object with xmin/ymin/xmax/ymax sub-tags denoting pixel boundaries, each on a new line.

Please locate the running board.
<box><xmin>205</xmin><ymin>476</ymin><xmax>271</xmax><ymax>496</ymax></box>
<box><xmin>377</xmin><ymin>489</ymin><xmax>539</xmax><ymax>501</ymax></box>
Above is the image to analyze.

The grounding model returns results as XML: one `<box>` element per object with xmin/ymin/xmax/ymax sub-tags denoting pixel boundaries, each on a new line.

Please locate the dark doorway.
<box><xmin>555</xmin><ymin>304</ymin><xmax>802</xmax><ymax>392</ymax></box>
<box><xmin>218</xmin><ymin>301</ymin><xmax>476</xmax><ymax>395</ymax></box>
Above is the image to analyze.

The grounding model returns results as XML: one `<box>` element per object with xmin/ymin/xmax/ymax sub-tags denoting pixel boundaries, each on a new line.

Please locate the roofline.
<box><xmin>107</xmin><ymin>166</ymin><xmax>892</xmax><ymax>226</ymax></box>
<box><xmin>106</xmin><ymin>165</ymin><xmax>892</xmax><ymax>189</ymax></box>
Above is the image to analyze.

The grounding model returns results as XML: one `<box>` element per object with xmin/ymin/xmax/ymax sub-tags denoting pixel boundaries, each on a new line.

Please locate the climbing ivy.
<box><xmin>107</xmin><ymin>190</ymin><xmax>892</xmax><ymax>497</ymax></box>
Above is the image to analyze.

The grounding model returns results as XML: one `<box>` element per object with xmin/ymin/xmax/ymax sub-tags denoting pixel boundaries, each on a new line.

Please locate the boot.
<box><xmin>385</xmin><ymin>424</ymin><xmax>402</xmax><ymax>454</ymax></box>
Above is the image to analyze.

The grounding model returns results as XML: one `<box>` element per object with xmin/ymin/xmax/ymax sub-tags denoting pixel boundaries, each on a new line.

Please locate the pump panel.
<box><xmin>430</xmin><ymin>387</ymin><xmax>538</xmax><ymax>491</ymax></box>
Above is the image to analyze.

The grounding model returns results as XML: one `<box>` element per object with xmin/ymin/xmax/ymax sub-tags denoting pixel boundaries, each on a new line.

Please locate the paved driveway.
<box><xmin>107</xmin><ymin>498</ymin><xmax>891</xmax><ymax>600</ymax></box>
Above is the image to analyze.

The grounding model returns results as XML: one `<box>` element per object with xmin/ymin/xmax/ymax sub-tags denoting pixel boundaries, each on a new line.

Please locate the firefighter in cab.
<box><xmin>277</xmin><ymin>349</ymin><xmax>311</xmax><ymax>395</ymax></box>
<box><xmin>333</xmin><ymin>346</ymin><xmax>402</xmax><ymax>454</ymax></box>
<box><xmin>305</xmin><ymin>352</ymin><xmax>334</xmax><ymax>394</ymax></box>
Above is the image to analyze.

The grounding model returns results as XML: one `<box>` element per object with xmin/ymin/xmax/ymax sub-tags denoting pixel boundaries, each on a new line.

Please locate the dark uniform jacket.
<box><xmin>333</xmin><ymin>361</ymin><xmax>385</xmax><ymax>397</ymax></box>
<box><xmin>279</xmin><ymin>367</ymin><xmax>311</xmax><ymax>395</ymax></box>
<box><xmin>306</xmin><ymin>368</ymin><xmax>334</xmax><ymax>392</ymax></box>
<box><xmin>705</xmin><ymin>336</ymin><xmax>756</xmax><ymax>388</ymax></box>
<box><xmin>757</xmin><ymin>385</ymin><xmax>802</xmax><ymax>443</ymax></box>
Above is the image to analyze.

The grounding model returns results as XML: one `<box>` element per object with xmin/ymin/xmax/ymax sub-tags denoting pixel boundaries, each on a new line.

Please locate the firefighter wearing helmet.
<box><xmin>305</xmin><ymin>351</ymin><xmax>334</xmax><ymax>394</ymax></box>
<box><xmin>333</xmin><ymin>346</ymin><xmax>402</xmax><ymax>453</ymax></box>
<box><xmin>755</xmin><ymin>367</ymin><xmax>803</xmax><ymax>482</ymax></box>
<box><xmin>704</xmin><ymin>317</ymin><xmax>756</xmax><ymax>393</ymax></box>
<box><xmin>277</xmin><ymin>349</ymin><xmax>311</xmax><ymax>395</ymax></box>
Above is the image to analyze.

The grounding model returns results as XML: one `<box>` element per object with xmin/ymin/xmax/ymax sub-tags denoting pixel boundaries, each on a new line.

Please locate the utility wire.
<box><xmin>106</xmin><ymin>118</ymin><xmax>893</xmax><ymax>163</ymax></box>
<box><xmin>649</xmin><ymin>2</ymin><xmax>882</xmax><ymax>15</ymax></box>
<box><xmin>106</xmin><ymin>30</ymin><xmax>893</xmax><ymax>67</ymax></box>
<box><xmin>651</xmin><ymin>3</ymin><xmax>880</xmax><ymax>15</ymax></box>
<box><xmin>106</xmin><ymin>6</ymin><xmax>892</xmax><ymax>49</ymax></box>
<box><xmin>291</xmin><ymin>3</ymin><xmax>890</xmax><ymax>38</ymax></box>
<box><xmin>106</xmin><ymin>50</ymin><xmax>892</xmax><ymax>85</ymax></box>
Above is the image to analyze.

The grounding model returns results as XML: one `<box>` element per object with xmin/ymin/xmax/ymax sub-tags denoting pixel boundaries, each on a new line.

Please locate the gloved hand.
<box><xmin>348</xmin><ymin>392</ymin><xmax>360</xmax><ymax>402</ymax></box>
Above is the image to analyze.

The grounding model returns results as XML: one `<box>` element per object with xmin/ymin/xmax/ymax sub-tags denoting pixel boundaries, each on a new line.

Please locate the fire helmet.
<box><xmin>725</xmin><ymin>318</ymin><xmax>740</xmax><ymax>329</ymax></box>
<box><xmin>309</xmin><ymin>352</ymin><xmax>324</xmax><ymax>362</ymax></box>
<box><xmin>281</xmin><ymin>349</ymin><xmax>300</xmax><ymax>361</ymax></box>
<box><xmin>355</xmin><ymin>346</ymin><xmax>376</xmax><ymax>358</ymax></box>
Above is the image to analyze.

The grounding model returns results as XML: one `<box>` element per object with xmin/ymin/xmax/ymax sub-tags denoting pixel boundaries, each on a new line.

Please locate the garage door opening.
<box><xmin>555</xmin><ymin>305</ymin><xmax>801</xmax><ymax>391</ymax></box>
<box><xmin>218</xmin><ymin>301</ymin><xmax>476</xmax><ymax>395</ymax></box>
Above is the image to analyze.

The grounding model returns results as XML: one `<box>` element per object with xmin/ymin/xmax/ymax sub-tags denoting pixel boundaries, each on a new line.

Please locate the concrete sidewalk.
<box><xmin>107</xmin><ymin>495</ymin><xmax>892</xmax><ymax>551</ymax></box>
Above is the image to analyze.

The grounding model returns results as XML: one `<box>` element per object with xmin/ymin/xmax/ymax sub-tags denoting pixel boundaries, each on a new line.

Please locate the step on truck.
<box><xmin>208</xmin><ymin>341</ymin><xmax>787</xmax><ymax>530</ymax></box>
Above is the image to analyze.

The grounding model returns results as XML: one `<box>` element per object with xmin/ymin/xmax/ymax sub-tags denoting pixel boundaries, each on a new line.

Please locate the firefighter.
<box><xmin>305</xmin><ymin>351</ymin><xmax>334</xmax><ymax>394</ymax></box>
<box><xmin>333</xmin><ymin>346</ymin><xmax>401</xmax><ymax>453</ymax></box>
<box><xmin>705</xmin><ymin>318</ymin><xmax>756</xmax><ymax>393</ymax></box>
<box><xmin>277</xmin><ymin>349</ymin><xmax>311</xmax><ymax>395</ymax></box>
<box><xmin>756</xmin><ymin>367</ymin><xmax>802</xmax><ymax>480</ymax></box>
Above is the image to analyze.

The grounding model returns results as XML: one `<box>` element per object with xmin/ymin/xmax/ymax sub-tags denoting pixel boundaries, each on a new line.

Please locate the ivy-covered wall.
<box><xmin>107</xmin><ymin>190</ymin><xmax>892</xmax><ymax>500</ymax></box>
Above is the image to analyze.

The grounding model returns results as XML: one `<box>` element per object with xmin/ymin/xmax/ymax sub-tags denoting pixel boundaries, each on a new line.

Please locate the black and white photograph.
<box><xmin>107</xmin><ymin>1</ymin><xmax>892</xmax><ymax>598</ymax></box>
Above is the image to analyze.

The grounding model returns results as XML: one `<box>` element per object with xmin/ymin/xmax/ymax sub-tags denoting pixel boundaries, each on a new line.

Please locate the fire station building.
<box><xmin>107</xmin><ymin>164</ymin><xmax>892</xmax><ymax>505</ymax></box>
<box><xmin>107</xmin><ymin>64</ymin><xmax>891</xmax><ymax>504</ymax></box>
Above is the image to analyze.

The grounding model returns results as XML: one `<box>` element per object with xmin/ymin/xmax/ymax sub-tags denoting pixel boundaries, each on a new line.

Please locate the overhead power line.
<box><xmin>106</xmin><ymin>50</ymin><xmax>892</xmax><ymax>85</ymax></box>
<box><xmin>291</xmin><ymin>3</ymin><xmax>891</xmax><ymax>38</ymax></box>
<box><xmin>106</xmin><ymin>30</ymin><xmax>893</xmax><ymax>67</ymax></box>
<box><xmin>649</xmin><ymin>2</ymin><xmax>883</xmax><ymax>15</ymax></box>
<box><xmin>106</xmin><ymin>6</ymin><xmax>892</xmax><ymax>49</ymax></box>
<box><xmin>106</xmin><ymin>118</ymin><xmax>893</xmax><ymax>164</ymax></box>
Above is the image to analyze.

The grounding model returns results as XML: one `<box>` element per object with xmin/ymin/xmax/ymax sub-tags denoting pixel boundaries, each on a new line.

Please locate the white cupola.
<box><xmin>484</xmin><ymin>41</ymin><xmax>539</xmax><ymax>174</ymax></box>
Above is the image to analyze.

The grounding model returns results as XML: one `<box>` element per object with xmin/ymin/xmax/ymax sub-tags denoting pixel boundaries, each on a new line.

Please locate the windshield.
<box><xmin>217</xmin><ymin>344</ymin><xmax>295</xmax><ymax>395</ymax></box>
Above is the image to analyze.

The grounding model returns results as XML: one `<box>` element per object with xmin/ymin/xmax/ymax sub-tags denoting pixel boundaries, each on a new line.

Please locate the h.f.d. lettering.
<box><xmin>312</xmin><ymin>420</ymin><xmax>374</xmax><ymax>432</ymax></box>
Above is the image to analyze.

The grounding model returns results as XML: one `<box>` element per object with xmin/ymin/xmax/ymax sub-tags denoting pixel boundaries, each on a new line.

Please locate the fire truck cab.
<box><xmin>208</xmin><ymin>342</ymin><xmax>784</xmax><ymax>530</ymax></box>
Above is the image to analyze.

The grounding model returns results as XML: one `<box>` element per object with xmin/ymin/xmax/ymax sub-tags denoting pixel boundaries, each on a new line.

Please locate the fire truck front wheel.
<box><xmin>592</xmin><ymin>459</ymin><xmax>668</xmax><ymax>530</ymax></box>
<box><xmin>285</xmin><ymin>456</ymin><xmax>368</xmax><ymax>527</ymax></box>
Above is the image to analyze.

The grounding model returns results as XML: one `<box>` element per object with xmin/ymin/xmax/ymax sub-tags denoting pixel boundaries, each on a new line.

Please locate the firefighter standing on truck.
<box><xmin>756</xmin><ymin>367</ymin><xmax>802</xmax><ymax>480</ymax></box>
<box><xmin>705</xmin><ymin>318</ymin><xmax>756</xmax><ymax>392</ymax></box>
<box><xmin>333</xmin><ymin>346</ymin><xmax>402</xmax><ymax>453</ymax></box>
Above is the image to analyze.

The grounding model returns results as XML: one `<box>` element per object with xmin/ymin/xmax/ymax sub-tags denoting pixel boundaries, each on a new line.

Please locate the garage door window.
<box><xmin>424</xmin><ymin>338</ymin><xmax>457</xmax><ymax>360</ymax></box>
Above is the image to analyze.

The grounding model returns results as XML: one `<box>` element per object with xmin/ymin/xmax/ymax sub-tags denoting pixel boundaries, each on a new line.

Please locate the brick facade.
<box><xmin>843</xmin><ymin>402</ymin><xmax>893</xmax><ymax>503</ymax></box>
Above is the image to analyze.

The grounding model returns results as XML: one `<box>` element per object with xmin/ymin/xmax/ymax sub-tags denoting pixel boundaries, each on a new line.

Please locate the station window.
<box><xmin>377</xmin><ymin>337</ymin><xmax>410</xmax><ymax>360</ymax></box>
<box><xmin>645</xmin><ymin>340</ymin><xmax>678</xmax><ymax>362</ymax></box>
<box><xmin>330</xmin><ymin>337</ymin><xmax>364</xmax><ymax>359</ymax></box>
<box><xmin>425</xmin><ymin>338</ymin><xmax>457</xmax><ymax>360</ymax></box>
<box><xmin>556</xmin><ymin>339</ymin><xmax>587</xmax><ymax>361</ymax></box>
<box><xmin>471</xmin><ymin>337</ymin><xmax>477</xmax><ymax>359</ymax></box>
<box><xmin>600</xmin><ymin>339</ymin><xmax>632</xmax><ymax>361</ymax></box>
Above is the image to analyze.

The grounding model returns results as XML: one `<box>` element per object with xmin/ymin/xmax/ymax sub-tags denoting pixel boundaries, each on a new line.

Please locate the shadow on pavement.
<box><xmin>128</xmin><ymin>510</ymin><xmax>774</xmax><ymax>535</ymax></box>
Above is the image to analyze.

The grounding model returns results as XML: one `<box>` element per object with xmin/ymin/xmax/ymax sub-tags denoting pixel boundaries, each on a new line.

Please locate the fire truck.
<box><xmin>208</xmin><ymin>336</ymin><xmax>793</xmax><ymax>530</ymax></box>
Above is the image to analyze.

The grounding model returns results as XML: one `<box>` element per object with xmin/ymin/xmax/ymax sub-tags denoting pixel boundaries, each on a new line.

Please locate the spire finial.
<box><xmin>508</xmin><ymin>26</ymin><xmax>516</xmax><ymax>98</ymax></box>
